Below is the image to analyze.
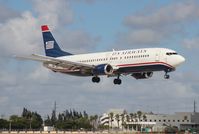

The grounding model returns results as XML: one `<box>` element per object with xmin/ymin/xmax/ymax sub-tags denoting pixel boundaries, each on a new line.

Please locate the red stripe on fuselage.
<box><xmin>117</xmin><ymin>62</ymin><xmax>174</xmax><ymax>69</ymax></box>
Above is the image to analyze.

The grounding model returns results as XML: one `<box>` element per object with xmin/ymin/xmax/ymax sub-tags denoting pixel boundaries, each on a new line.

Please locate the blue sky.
<box><xmin>0</xmin><ymin>0</ymin><xmax>199</xmax><ymax>117</ymax></box>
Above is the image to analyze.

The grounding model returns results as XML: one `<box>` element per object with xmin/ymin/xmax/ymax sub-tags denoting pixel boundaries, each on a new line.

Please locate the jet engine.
<box><xmin>93</xmin><ymin>64</ymin><xmax>114</xmax><ymax>75</ymax></box>
<box><xmin>131</xmin><ymin>72</ymin><xmax>153</xmax><ymax>79</ymax></box>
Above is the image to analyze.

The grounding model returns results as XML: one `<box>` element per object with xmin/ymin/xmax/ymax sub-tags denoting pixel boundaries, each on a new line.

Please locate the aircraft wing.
<box><xmin>16</xmin><ymin>54</ymin><xmax>94</xmax><ymax>70</ymax></box>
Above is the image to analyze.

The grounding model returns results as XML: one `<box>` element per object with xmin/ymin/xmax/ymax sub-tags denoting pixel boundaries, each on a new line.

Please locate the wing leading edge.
<box><xmin>16</xmin><ymin>54</ymin><xmax>94</xmax><ymax>71</ymax></box>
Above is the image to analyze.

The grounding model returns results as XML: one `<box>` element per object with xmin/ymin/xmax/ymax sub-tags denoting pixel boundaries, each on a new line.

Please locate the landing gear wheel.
<box><xmin>92</xmin><ymin>76</ymin><xmax>100</xmax><ymax>83</ymax></box>
<box><xmin>164</xmin><ymin>74</ymin><xmax>170</xmax><ymax>79</ymax></box>
<box><xmin>113</xmin><ymin>79</ymin><xmax>122</xmax><ymax>85</ymax></box>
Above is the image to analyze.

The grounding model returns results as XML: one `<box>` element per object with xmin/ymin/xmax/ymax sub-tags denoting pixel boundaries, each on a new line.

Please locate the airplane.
<box><xmin>18</xmin><ymin>25</ymin><xmax>185</xmax><ymax>85</ymax></box>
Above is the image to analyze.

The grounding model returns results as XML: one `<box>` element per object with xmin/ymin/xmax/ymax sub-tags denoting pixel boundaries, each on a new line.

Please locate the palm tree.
<box><xmin>137</xmin><ymin>111</ymin><xmax>142</xmax><ymax>121</ymax></box>
<box><xmin>137</xmin><ymin>111</ymin><xmax>143</xmax><ymax>131</ymax></box>
<box><xmin>94</xmin><ymin>115</ymin><xmax>98</xmax><ymax>130</ymax></box>
<box><xmin>115</xmin><ymin>114</ymin><xmax>120</xmax><ymax>129</ymax></box>
<box><xmin>121</xmin><ymin>113</ymin><xmax>125</xmax><ymax>130</ymax></box>
<box><xmin>143</xmin><ymin>114</ymin><xmax>147</xmax><ymax>122</ymax></box>
<box><xmin>90</xmin><ymin>115</ymin><xmax>95</xmax><ymax>130</ymax></box>
<box><xmin>125</xmin><ymin>115</ymin><xmax>130</xmax><ymax>130</ymax></box>
<box><xmin>129</xmin><ymin>113</ymin><xmax>134</xmax><ymax>122</ymax></box>
<box><xmin>109</xmin><ymin>112</ymin><xmax>114</xmax><ymax>129</ymax></box>
<box><xmin>133</xmin><ymin>113</ymin><xmax>137</xmax><ymax>122</ymax></box>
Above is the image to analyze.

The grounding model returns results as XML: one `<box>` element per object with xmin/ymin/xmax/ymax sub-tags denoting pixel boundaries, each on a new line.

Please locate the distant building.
<box><xmin>43</xmin><ymin>126</ymin><xmax>54</xmax><ymax>132</ymax></box>
<box><xmin>100</xmin><ymin>109</ymin><xmax>199</xmax><ymax>132</ymax></box>
<box><xmin>143</xmin><ymin>112</ymin><xmax>199</xmax><ymax>131</ymax></box>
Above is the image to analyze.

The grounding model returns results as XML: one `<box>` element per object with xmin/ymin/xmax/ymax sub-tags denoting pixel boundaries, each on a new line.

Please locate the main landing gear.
<box><xmin>113</xmin><ymin>74</ymin><xmax>122</xmax><ymax>85</ymax></box>
<box><xmin>91</xmin><ymin>75</ymin><xmax>122</xmax><ymax>85</ymax></box>
<box><xmin>92</xmin><ymin>76</ymin><xmax>100</xmax><ymax>83</ymax></box>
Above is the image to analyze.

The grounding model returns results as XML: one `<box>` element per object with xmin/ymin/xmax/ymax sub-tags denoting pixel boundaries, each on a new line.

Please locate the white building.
<box><xmin>99</xmin><ymin>109</ymin><xmax>125</xmax><ymax>129</ymax></box>
<box><xmin>144</xmin><ymin>112</ymin><xmax>199</xmax><ymax>131</ymax></box>
<box><xmin>100</xmin><ymin>109</ymin><xmax>199</xmax><ymax>132</ymax></box>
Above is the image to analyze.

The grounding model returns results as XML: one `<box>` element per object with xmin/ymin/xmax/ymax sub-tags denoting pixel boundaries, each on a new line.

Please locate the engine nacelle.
<box><xmin>93</xmin><ymin>64</ymin><xmax>114</xmax><ymax>75</ymax></box>
<box><xmin>131</xmin><ymin>72</ymin><xmax>153</xmax><ymax>79</ymax></box>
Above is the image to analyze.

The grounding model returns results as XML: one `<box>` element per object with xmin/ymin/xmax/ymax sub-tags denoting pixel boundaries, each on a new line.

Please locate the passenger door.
<box><xmin>155</xmin><ymin>50</ymin><xmax>160</xmax><ymax>61</ymax></box>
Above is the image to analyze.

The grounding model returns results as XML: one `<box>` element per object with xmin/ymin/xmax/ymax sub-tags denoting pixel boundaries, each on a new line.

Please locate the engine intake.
<box><xmin>93</xmin><ymin>64</ymin><xmax>114</xmax><ymax>75</ymax></box>
<box><xmin>131</xmin><ymin>72</ymin><xmax>153</xmax><ymax>79</ymax></box>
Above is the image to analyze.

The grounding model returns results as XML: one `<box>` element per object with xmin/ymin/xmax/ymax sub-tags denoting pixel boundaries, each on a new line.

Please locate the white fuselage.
<box><xmin>47</xmin><ymin>48</ymin><xmax>185</xmax><ymax>76</ymax></box>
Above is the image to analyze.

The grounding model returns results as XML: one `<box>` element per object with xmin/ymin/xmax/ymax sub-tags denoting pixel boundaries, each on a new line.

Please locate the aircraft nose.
<box><xmin>178</xmin><ymin>55</ymin><xmax>185</xmax><ymax>65</ymax></box>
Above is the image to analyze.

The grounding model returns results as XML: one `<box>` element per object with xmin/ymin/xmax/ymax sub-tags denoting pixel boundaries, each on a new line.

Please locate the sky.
<box><xmin>0</xmin><ymin>0</ymin><xmax>199</xmax><ymax>118</ymax></box>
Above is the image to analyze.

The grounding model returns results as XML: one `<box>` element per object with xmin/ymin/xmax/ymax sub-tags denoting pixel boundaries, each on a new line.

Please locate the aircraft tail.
<box><xmin>41</xmin><ymin>25</ymin><xmax>72</xmax><ymax>57</ymax></box>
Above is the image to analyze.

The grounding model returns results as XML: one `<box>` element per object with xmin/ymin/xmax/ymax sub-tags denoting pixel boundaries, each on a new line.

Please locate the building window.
<box><xmin>184</xmin><ymin>116</ymin><xmax>188</xmax><ymax>120</ymax></box>
<box><xmin>178</xmin><ymin>120</ymin><xmax>180</xmax><ymax>122</ymax></box>
<box><xmin>173</xmin><ymin>120</ymin><xmax>175</xmax><ymax>122</ymax></box>
<box><xmin>159</xmin><ymin>120</ymin><xmax>161</xmax><ymax>122</ymax></box>
<box><xmin>154</xmin><ymin>120</ymin><xmax>156</xmax><ymax>122</ymax></box>
<box><xmin>163</xmin><ymin>120</ymin><xmax>166</xmax><ymax>122</ymax></box>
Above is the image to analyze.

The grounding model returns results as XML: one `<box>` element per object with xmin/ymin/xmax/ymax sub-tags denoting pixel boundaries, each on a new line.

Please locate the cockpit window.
<box><xmin>166</xmin><ymin>52</ymin><xmax>178</xmax><ymax>55</ymax></box>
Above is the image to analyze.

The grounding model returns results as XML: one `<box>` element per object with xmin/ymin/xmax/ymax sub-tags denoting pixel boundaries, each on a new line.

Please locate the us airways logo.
<box><xmin>46</xmin><ymin>41</ymin><xmax>54</xmax><ymax>49</ymax></box>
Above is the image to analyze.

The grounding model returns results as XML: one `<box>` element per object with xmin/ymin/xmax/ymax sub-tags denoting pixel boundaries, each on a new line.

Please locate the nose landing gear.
<box><xmin>164</xmin><ymin>74</ymin><xmax>170</xmax><ymax>79</ymax></box>
<box><xmin>164</xmin><ymin>70</ymin><xmax>170</xmax><ymax>79</ymax></box>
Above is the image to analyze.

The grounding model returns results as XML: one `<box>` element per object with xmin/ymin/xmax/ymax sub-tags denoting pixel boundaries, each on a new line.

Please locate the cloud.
<box><xmin>0</xmin><ymin>4</ymin><xmax>20</xmax><ymax>23</ymax></box>
<box><xmin>0</xmin><ymin>0</ymin><xmax>198</xmax><ymax>117</ymax></box>
<box><xmin>182</xmin><ymin>37</ymin><xmax>199</xmax><ymax>49</ymax></box>
<box><xmin>0</xmin><ymin>0</ymin><xmax>100</xmax><ymax>116</ymax></box>
<box><xmin>124</xmin><ymin>1</ymin><xmax>199</xmax><ymax>29</ymax></box>
<box><xmin>0</xmin><ymin>0</ymin><xmax>99</xmax><ymax>57</ymax></box>
<box><xmin>32</xmin><ymin>0</ymin><xmax>74</xmax><ymax>27</ymax></box>
<box><xmin>117</xmin><ymin>1</ymin><xmax>199</xmax><ymax>47</ymax></box>
<box><xmin>118</xmin><ymin>29</ymin><xmax>164</xmax><ymax>46</ymax></box>
<box><xmin>0</xmin><ymin>12</ymin><xmax>40</xmax><ymax>56</ymax></box>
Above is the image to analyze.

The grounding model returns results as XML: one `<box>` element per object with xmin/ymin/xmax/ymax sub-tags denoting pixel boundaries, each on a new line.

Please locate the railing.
<box><xmin>0</xmin><ymin>131</ymin><xmax>110</xmax><ymax>134</ymax></box>
<box><xmin>0</xmin><ymin>131</ymin><xmax>188</xmax><ymax>134</ymax></box>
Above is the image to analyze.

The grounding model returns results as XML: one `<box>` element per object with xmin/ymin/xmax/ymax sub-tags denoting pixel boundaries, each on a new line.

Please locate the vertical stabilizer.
<box><xmin>41</xmin><ymin>25</ymin><xmax>72</xmax><ymax>57</ymax></box>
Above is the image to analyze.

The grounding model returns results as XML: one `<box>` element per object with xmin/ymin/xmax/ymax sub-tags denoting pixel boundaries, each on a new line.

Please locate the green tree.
<box><xmin>0</xmin><ymin>119</ymin><xmax>9</xmax><ymax>129</ymax></box>
<box><xmin>51</xmin><ymin>109</ymin><xmax>57</xmax><ymax>126</ymax></box>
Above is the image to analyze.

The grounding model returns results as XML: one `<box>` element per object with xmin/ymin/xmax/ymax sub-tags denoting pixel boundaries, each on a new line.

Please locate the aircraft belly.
<box><xmin>117</xmin><ymin>64</ymin><xmax>173</xmax><ymax>73</ymax></box>
<box><xmin>63</xmin><ymin>71</ymin><xmax>91</xmax><ymax>77</ymax></box>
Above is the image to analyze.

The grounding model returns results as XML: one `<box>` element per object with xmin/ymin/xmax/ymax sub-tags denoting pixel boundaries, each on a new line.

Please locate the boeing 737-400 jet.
<box><xmin>18</xmin><ymin>25</ymin><xmax>185</xmax><ymax>85</ymax></box>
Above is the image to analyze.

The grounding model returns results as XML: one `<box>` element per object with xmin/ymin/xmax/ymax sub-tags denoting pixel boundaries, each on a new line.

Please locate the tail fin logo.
<box><xmin>46</xmin><ymin>41</ymin><xmax>54</xmax><ymax>49</ymax></box>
